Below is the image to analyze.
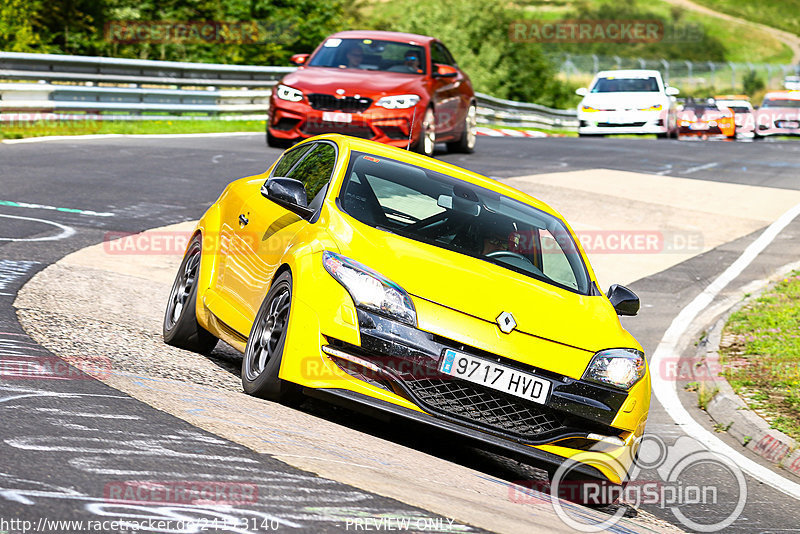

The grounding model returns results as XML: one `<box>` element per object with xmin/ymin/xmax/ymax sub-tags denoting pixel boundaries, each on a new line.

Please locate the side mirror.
<box><xmin>575</xmin><ymin>87</ymin><xmax>588</xmax><ymax>97</ymax></box>
<box><xmin>666</xmin><ymin>87</ymin><xmax>680</xmax><ymax>96</ymax></box>
<box><xmin>290</xmin><ymin>54</ymin><xmax>309</xmax><ymax>66</ymax></box>
<box><xmin>607</xmin><ymin>284</ymin><xmax>640</xmax><ymax>316</ymax></box>
<box><xmin>433</xmin><ymin>64</ymin><xmax>458</xmax><ymax>78</ymax></box>
<box><xmin>262</xmin><ymin>177</ymin><xmax>314</xmax><ymax>218</ymax></box>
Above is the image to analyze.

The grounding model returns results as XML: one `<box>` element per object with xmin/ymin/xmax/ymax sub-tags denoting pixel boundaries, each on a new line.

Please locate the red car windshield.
<box><xmin>308</xmin><ymin>38</ymin><xmax>427</xmax><ymax>75</ymax></box>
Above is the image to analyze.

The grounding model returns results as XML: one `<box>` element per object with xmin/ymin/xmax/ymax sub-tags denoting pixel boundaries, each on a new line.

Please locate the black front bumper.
<box><xmin>324</xmin><ymin>310</ymin><xmax>628</xmax><ymax>448</ymax></box>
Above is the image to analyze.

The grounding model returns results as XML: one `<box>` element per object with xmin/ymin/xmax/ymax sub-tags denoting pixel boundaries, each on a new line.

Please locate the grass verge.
<box><xmin>0</xmin><ymin>119</ymin><xmax>266</xmax><ymax>140</ymax></box>
<box><xmin>720</xmin><ymin>271</ymin><xmax>800</xmax><ymax>441</ymax></box>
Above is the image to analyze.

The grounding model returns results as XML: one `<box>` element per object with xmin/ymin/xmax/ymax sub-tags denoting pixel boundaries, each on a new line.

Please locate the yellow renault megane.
<box><xmin>163</xmin><ymin>134</ymin><xmax>649</xmax><ymax>487</ymax></box>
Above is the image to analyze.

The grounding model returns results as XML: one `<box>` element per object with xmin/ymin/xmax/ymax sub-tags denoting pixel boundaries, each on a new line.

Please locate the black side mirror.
<box><xmin>262</xmin><ymin>177</ymin><xmax>314</xmax><ymax>218</ymax></box>
<box><xmin>607</xmin><ymin>284</ymin><xmax>640</xmax><ymax>316</ymax></box>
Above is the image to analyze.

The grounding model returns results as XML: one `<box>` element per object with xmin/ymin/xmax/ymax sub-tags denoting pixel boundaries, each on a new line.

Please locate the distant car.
<box><xmin>678</xmin><ymin>99</ymin><xmax>736</xmax><ymax>139</ymax></box>
<box><xmin>267</xmin><ymin>30</ymin><xmax>477</xmax><ymax>157</ymax></box>
<box><xmin>784</xmin><ymin>75</ymin><xmax>800</xmax><ymax>91</ymax></box>
<box><xmin>164</xmin><ymin>134</ymin><xmax>650</xmax><ymax>493</ymax></box>
<box><xmin>754</xmin><ymin>91</ymin><xmax>800</xmax><ymax>138</ymax></box>
<box><xmin>714</xmin><ymin>95</ymin><xmax>754</xmax><ymax>138</ymax></box>
<box><xmin>576</xmin><ymin>69</ymin><xmax>679</xmax><ymax>138</ymax></box>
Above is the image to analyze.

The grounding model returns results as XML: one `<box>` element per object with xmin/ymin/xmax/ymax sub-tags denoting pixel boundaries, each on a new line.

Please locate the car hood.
<box><xmin>326</xmin><ymin>211</ymin><xmax>635</xmax><ymax>354</ymax></box>
<box><xmin>281</xmin><ymin>67</ymin><xmax>425</xmax><ymax>97</ymax></box>
<box><xmin>581</xmin><ymin>92</ymin><xmax>668</xmax><ymax>110</ymax></box>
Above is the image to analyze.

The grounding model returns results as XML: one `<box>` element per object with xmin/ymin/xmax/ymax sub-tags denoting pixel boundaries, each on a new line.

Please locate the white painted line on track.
<box><xmin>0</xmin><ymin>214</ymin><xmax>75</xmax><ymax>242</ymax></box>
<box><xmin>1</xmin><ymin>132</ymin><xmax>260</xmax><ymax>144</ymax></box>
<box><xmin>682</xmin><ymin>162</ymin><xmax>719</xmax><ymax>175</ymax></box>
<box><xmin>650</xmin><ymin>200</ymin><xmax>800</xmax><ymax>500</ymax></box>
<box><xmin>0</xmin><ymin>200</ymin><xmax>114</xmax><ymax>218</ymax></box>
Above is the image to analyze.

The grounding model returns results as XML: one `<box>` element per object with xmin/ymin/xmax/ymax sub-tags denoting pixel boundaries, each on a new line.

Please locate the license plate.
<box><xmin>322</xmin><ymin>111</ymin><xmax>352</xmax><ymax>123</ymax></box>
<box><xmin>777</xmin><ymin>121</ymin><xmax>799</xmax><ymax>129</ymax></box>
<box><xmin>439</xmin><ymin>349</ymin><xmax>551</xmax><ymax>404</ymax></box>
<box><xmin>689</xmin><ymin>122</ymin><xmax>709</xmax><ymax>130</ymax></box>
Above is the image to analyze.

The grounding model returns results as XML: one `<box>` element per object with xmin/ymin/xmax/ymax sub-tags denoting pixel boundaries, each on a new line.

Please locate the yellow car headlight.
<box><xmin>583</xmin><ymin>348</ymin><xmax>645</xmax><ymax>390</ymax></box>
<box><xmin>581</xmin><ymin>105</ymin><xmax>599</xmax><ymax>112</ymax></box>
<box><xmin>640</xmin><ymin>104</ymin><xmax>663</xmax><ymax>111</ymax></box>
<box><xmin>323</xmin><ymin>251</ymin><xmax>416</xmax><ymax>325</ymax></box>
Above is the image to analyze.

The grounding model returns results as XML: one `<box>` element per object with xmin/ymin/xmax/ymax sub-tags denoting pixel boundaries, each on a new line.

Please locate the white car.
<box><xmin>576</xmin><ymin>70</ymin><xmax>679</xmax><ymax>137</ymax></box>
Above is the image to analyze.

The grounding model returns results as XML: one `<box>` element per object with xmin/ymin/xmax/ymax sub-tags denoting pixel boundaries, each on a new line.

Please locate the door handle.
<box><xmin>238</xmin><ymin>214</ymin><xmax>249</xmax><ymax>226</ymax></box>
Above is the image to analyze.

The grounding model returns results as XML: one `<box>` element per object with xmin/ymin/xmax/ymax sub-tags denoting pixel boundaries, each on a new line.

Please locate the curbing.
<box><xmin>693</xmin><ymin>291</ymin><xmax>800</xmax><ymax>479</ymax></box>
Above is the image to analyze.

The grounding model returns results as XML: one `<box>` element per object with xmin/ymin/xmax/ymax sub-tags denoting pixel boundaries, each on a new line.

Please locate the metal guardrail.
<box><xmin>0</xmin><ymin>51</ymin><xmax>577</xmax><ymax>130</ymax></box>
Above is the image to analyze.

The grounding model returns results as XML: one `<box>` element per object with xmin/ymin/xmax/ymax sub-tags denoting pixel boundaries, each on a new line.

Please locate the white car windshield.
<box><xmin>591</xmin><ymin>77</ymin><xmax>660</xmax><ymax>93</ymax></box>
<box><xmin>762</xmin><ymin>98</ymin><xmax>800</xmax><ymax>108</ymax></box>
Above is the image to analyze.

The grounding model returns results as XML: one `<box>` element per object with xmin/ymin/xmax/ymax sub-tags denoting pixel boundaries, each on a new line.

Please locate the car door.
<box><xmin>217</xmin><ymin>141</ymin><xmax>338</xmax><ymax>330</ymax></box>
<box><xmin>430</xmin><ymin>41</ymin><xmax>465</xmax><ymax>136</ymax></box>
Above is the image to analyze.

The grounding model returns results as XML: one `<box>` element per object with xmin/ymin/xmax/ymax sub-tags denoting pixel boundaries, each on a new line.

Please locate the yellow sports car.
<box><xmin>163</xmin><ymin>134</ymin><xmax>649</xmax><ymax>490</ymax></box>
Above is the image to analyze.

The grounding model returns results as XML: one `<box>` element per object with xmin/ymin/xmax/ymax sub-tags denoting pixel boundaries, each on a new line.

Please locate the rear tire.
<box><xmin>267</xmin><ymin>129</ymin><xmax>292</xmax><ymax>149</ymax></box>
<box><xmin>447</xmin><ymin>103</ymin><xmax>477</xmax><ymax>153</ymax></box>
<box><xmin>163</xmin><ymin>235</ymin><xmax>218</xmax><ymax>354</ymax></box>
<box><xmin>241</xmin><ymin>271</ymin><xmax>302</xmax><ymax>403</ymax></box>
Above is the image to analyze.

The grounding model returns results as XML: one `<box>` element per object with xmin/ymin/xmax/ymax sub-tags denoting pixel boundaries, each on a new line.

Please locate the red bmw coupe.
<box><xmin>267</xmin><ymin>30</ymin><xmax>477</xmax><ymax>156</ymax></box>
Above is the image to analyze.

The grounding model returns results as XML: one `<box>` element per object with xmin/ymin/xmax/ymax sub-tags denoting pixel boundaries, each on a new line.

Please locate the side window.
<box><xmin>284</xmin><ymin>142</ymin><xmax>337</xmax><ymax>203</ymax></box>
<box><xmin>439</xmin><ymin>43</ymin><xmax>457</xmax><ymax>67</ymax></box>
<box><xmin>432</xmin><ymin>43</ymin><xmax>455</xmax><ymax>66</ymax></box>
<box><xmin>272</xmin><ymin>143</ymin><xmax>314</xmax><ymax>177</ymax></box>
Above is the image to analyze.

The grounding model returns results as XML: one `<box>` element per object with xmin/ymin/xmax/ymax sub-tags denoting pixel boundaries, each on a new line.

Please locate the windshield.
<box><xmin>308</xmin><ymin>38</ymin><xmax>427</xmax><ymax>75</ymax></box>
<box><xmin>762</xmin><ymin>98</ymin><xmax>800</xmax><ymax>108</ymax></box>
<box><xmin>338</xmin><ymin>152</ymin><xmax>591</xmax><ymax>294</ymax></box>
<box><xmin>591</xmin><ymin>76</ymin><xmax>660</xmax><ymax>93</ymax></box>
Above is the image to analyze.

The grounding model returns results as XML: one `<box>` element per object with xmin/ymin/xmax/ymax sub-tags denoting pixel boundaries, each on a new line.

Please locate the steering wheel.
<box><xmin>485</xmin><ymin>250</ymin><xmax>545</xmax><ymax>276</ymax></box>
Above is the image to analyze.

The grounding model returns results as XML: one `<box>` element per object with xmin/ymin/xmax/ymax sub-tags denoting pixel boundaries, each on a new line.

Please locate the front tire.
<box><xmin>447</xmin><ymin>103</ymin><xmax>477</xmax><ymax>153</ymax></box>
<box><xmin>241</xmin><ymin>271</ymin><xmax>302</xmax><ymax>403</ymax></box>
<box><xmin>414</xmin><ymin>107</ymin><xmax>436</xmax><ymax>158</ymax></box>
<box><xmin>163</xmin><ymin>234</ymin><xmax>218</xmax><ymax>353</ymax></box>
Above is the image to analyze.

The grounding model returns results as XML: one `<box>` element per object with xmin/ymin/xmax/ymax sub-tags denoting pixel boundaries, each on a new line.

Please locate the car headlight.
<box><xmin>581</xmin><ymin>105</ymin><xmax>599</xmax><ymax>112</ymax></box>
<box><xmin>640</xmin><ymin>104</ymin><xmax>663</xmax><ymax>111</ymax></box>
<box><xmin>322</xmin><ymin>251</ymin><xmax>416</xmax><ymax>325</ymax></box>
<box><xmin>275</xmin><ymin>84</ymin><xmax>303</xmax><ymax>102</ymax></box>
<box><xmin>708</xmin><ymin>120</ymin><xmax>718</xmax><ymax>127</ymax></box>
<box><xmin>375</xmin><ymin>94</ymin><xmax>420</xmax><ymax>109</ymax></box>
<box><xmin>583</xmin><ymin>348</ymin><xmax>645</xmax><ymax>390</ymax></box>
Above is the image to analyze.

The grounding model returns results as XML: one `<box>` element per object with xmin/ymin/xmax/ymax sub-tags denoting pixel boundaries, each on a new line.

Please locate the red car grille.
<box><xmin>308</xmin><ymin>93</ymin><xmax>372</xmax><ymax>113</ymax></box>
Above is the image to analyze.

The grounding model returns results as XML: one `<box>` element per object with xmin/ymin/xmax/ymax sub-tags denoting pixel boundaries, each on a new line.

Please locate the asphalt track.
<box><xmin>2</xmin><ymin>133</ymin><xmax>800</xmax><ymax>533</ymax></box>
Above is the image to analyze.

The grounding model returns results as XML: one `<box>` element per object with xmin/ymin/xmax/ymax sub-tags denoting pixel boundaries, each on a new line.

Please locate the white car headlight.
<box><xmin>275</xmin><ymin>84</ymin><xmax>303</xmax><ymax>102</ymax></box>
<box><xmin>322</xmin><ymin>251</ymin><xmax>416</xmax><ymax>325</ymax></box>
<box><xmin>375</xmin><ymin>94</ymin><xmax>420</xmax><ymax>109</ymax></box>
<box><xmin>583</xmin><ymin>348</ymin><xmax>645</xmax><ymax>390</ymax></box>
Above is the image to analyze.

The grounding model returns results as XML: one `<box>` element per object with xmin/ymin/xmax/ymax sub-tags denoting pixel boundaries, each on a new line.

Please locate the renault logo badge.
<box><xmin>496</xmin><ymin>311</ymin><xmax>516</xmax><ymax>334</ymax></box>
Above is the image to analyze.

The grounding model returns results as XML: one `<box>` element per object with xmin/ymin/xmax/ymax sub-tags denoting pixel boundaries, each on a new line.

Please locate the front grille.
<box><xmin>403</xmin><ymin>377</ymin><xmax>564</xmax><ymax>439</ymax></box>
<box><xmin>596</xmin><ymin>122</ymin><xmax>647</xmax><ymax>128</ymax></box>
<box><xmin>308</xmin><ymin>93</ymin><xmax>372</xmax><ymax>113</ymax></box>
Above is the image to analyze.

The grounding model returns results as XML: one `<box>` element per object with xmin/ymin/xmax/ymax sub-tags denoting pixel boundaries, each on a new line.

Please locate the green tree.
<box><xmin>742</xmin><ymin>69</ymin><xmax>765</xmax><ymax>96</ymax></box>
<box><xmin>0</xmin><ymin>0</ymin><xmax>49</xmax><ymax>52</ymax></box>
<box><xmin>367</xmin><ymin>0</ymin><xmax>572</xmax><ymax>107</ymax></box>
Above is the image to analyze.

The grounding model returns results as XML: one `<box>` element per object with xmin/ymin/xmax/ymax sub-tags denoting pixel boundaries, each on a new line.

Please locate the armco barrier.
<box><xmin>1</xmin><ymin>51</ymin><xmax>577</xmax><ymax>129</ymax></box>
